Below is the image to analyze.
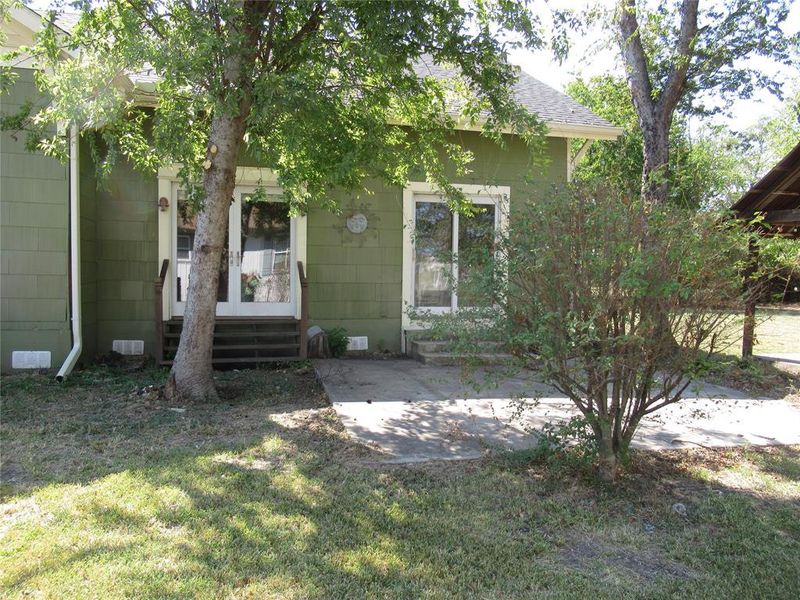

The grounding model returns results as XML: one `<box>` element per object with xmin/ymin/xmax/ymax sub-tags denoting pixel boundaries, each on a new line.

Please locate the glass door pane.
<box><xmin>457</xmin><ymin>204</ymin><xmax>496</xmax><ymax>307</ymax></box>
<box><xmin>175</xmin><ymin>190</ymin><xmax>230</xmax><ymax>305</ymax></box>
<box><xmin>239</xmin><ymin>194</ymin><xmax>291</xmax><ymax>305</ymax></box>
<box><xmin>414</xmin><ymin>201</ymin><xmax>452</xmax><ymax>308</ymax></box>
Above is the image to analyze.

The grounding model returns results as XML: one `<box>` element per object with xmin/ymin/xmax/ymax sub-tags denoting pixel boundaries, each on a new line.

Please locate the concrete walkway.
<box><xmin>313</xmin><ymin>358</ymin><xmax>800</xmax><ymax>463</ymax></box>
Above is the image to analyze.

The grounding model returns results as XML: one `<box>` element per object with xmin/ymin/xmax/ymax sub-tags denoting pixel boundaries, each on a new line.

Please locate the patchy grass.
<box><xmin>745</xmin><ymin>307</ymin><xmax>800</xmax><ymax>355</ymax></box>
<box><xmin>691</xmin><ymin>306</ymin><xmax>800</xmax><ymax>401</ymax></box>
<box><xmin>2</xmin><ymin>366</ymin><xmax>799</xmax><ymax>599</ymax></box>
<box><xmin>702</xmin><ymin>353</ymin><xmax>800</xmax><ymax>401</ymax></box>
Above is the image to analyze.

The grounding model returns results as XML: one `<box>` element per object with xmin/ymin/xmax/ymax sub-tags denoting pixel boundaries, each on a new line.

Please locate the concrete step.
<box><xmin>408</xmin><ymin>338</ymin><xmax>512</xmax><ymax>366</ymax></box>
<box><xmin>415</xmin><ymin>351</ymin><xmax>515</xmax><ymax>366</ymax></box>
<box><xmin>410</xmin><ymin>339</ymin><xmax>504</xmax><ymax>354</ymax></box>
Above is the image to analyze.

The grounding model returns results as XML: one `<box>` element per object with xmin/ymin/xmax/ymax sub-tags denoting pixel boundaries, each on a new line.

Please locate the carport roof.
<box><xmin>731</xmin><ymin>141</ymin><xmax>800</xmax><ymax>237</ymax></box>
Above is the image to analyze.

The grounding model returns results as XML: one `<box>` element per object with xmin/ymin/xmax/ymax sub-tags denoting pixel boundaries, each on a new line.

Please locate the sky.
<box><xmin>507</xmin><ymin>0</ymin><xmax>800</xmax><ymax>132</ymax></box>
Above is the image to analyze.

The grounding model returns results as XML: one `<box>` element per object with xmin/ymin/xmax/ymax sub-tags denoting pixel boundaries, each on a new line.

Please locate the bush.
<box><xmin>426</xmin><ymin>183</ymin><xmax>753</xmax><ymax>482</ymax></box>
<box><xmin>325</xmin><ymin>327</ymin><xmax>349</xmax><ymax>358</ymax></box>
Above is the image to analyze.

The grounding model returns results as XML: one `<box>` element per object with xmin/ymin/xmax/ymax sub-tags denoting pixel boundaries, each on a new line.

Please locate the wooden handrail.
<box><xmin>155</xmin><ymin>259</ymin><xmax>169</xmax><ymax>364</ymax></box>
<box><xmin>298</xmin><ymin>261</ymin><xmax>309</xmax><ymax>359</ymax></box>
<box><xmin>158</xmin><ymin>258</ymin><xmax>169</xmax><ymax>283</ymax></box>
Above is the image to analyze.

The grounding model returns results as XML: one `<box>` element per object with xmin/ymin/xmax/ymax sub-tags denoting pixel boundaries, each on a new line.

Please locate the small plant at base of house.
<box><xmin>325</xmin><ymin>327</ymin><xmax>349</xmax><ymax>358</ymax></box>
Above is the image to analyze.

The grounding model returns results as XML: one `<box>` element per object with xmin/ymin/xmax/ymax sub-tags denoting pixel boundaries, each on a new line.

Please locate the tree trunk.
<box><xmin>596</xmin><ymin>421</ymin><xmax>619</xmax><ymax>483</ymax></box>
<box><xmin>617</xmin><ymin>0</ymin><xmax>698</xmax><ymax>207</ymax></box>
<box><xmin>165</xmin><ymin>116</ymin><xmax>248</xmax><ymax>402</ymax></box>
<box><xmin>640</xmin><ymin>122</ymin><xmax>670</xmax><ymax>205</ymax></box>
<box><xmin>162</xmin><ymin>1</ymin><xmax>272</xmax><ymax>402</ymax></box>
<box><xmin>162</xmin><ymin>1</ymin><xmax>310</xmax><ymax>401</ymax></box>
<box><xmin>742</xmin><ymin>238</ymin><xmax>759</xmax><ymax>359</ymax></box>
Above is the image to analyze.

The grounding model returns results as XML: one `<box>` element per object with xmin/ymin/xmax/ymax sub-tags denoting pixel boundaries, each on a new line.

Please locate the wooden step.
<box><xmin>164</xmin><ymin>343</ymin><xmax>300</xmax><ymax>352</ymax></box>
<box><xmin>160</xmin><ymin>356</ymin><xmax>303</xmax><ymax>366</ymax></box>
<box><xmin>161</xmin><ymin>317</ymin><xmax>304</xmax><ymax>365</ymax></box>
<box><xmin>163</xmin><ymin>330</ymin><xmax>299</xmax><ymax>339</ymax></box>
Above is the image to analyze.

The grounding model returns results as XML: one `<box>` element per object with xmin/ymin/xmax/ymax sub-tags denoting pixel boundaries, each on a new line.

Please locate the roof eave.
<box><xmin>127</xmin><ymin>89</ymin><xmax>623</xmax><ymax>140</ymax></box>
<box><xmin>449</xmin><ymin>119</ymin><xmax>622</xmax><ymax>139</ymax></box>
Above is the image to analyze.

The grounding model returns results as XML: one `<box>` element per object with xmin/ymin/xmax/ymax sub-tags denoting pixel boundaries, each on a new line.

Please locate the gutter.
<box><xmin>56</xmin><ymin>125</ymin><xmax>82</xmax><ymax>381</ymax></box>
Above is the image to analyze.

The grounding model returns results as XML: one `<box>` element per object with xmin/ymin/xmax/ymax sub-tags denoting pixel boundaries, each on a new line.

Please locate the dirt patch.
<box><xmin>557</xmin><ymin>537</ymin><xmax>693</xmax><ymax>582</ymax></box>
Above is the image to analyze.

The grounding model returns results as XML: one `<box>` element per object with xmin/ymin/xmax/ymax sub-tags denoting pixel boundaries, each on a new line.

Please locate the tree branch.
<box><xmin>617</xmin><ymin>0</ymin><xmax>655</xmax><ymax>122</ymax></box>
<box><xmin>272</xmin><ymin>1</ymin><xmax>326</xmax><ymax>73</ymax></box>
<box><xmin>656</xmin><ymin>0</ymin><xmax>699</xmax><ymax>123</ymax></box>
<box><xmin>125</xmin><ymin>0</ymin><xmax>166</xmax><ymax>40</ymax></box>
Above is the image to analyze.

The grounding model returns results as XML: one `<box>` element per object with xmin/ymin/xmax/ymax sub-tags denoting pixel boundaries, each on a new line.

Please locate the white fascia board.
<box><xmin>545</xmin><ymin>123</ymin><xmax>623</xmax><ymax>140</ymax></box>
<box><xmin>450</xmin><ymin>119</ymin><xmax>622</xmax><ymax>140</ymax></box>
<box><xmin>9</xmin><ymin>6</ymin><xmax>78</xmax><ymax>60</ymax></box>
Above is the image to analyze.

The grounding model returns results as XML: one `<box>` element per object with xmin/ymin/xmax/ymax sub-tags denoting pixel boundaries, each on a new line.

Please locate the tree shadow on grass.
<box><xmin>2</xmin><ymin>366</ymin><xmax>800</xmax><ymax>599</ymax></box>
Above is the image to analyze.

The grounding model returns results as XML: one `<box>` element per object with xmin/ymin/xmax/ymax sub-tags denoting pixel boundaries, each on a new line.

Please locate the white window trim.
<box><xmin>157</xmin><ymin>165</ymin><xmax>307</xmax><ymax>320</ymax></box>
<box><xmin>401</xmin><ymin>181</ymin><xmax>510</xmax><ymax>340</ymax></box>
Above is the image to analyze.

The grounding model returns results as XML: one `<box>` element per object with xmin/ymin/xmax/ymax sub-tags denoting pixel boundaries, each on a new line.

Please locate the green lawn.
<box><xmin>1</xmin><ymin>365</ymin><xmax>799</xmax><ymax>599</ymax></box>
<box><xmin>730</xmin><ymin>307</ymin><xmax>800</xmax><ymax>355</ymax></box>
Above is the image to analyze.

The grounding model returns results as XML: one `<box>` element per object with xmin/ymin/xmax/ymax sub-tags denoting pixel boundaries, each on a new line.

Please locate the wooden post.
<box><xmin>742</xmin><ymin>239</ymin><xmax>758</xmax><ymax>359</ymax></box>
<box><xmin>155</xmin><ymin>259</ymin><xmax>169</xmax><ymax>365</ymax></box>
<box><xmin>298</xmin><ymin>261</ymin><xmax>309</xmax><ymax>359</ymax></box>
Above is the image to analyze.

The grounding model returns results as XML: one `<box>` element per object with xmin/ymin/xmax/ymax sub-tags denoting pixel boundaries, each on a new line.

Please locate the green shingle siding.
<box><xmin>0</xmin><ymin>68</ymin><xmax>70</xmax><ymax>370</ymax></box>
<box><xmin>303</xmin><ymin>132</ymin><xmax>566</xmax><ymax>351</ymax></box>
<box><xmin>88</xmin><ymin>157</ymin><xmax>159</xmax><ymax>356</ymax></box>
<box><xmin>1</xmin><ymin>67</ymin><xmax>568</xmax><ymax>365</ymax></box>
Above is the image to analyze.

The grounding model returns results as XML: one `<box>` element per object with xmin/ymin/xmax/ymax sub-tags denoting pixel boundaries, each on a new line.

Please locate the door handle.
<box><xmin>236</xmin><ymin>251</ymin><xmax>241</xmax><ymax>267</ymax></box>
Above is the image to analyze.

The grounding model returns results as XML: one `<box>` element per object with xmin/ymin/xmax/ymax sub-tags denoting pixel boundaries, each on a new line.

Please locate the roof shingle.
<box><xmin>414</xmin><ymin>56</ymin><xmax>615</xmax><ymax>129</ymax></box>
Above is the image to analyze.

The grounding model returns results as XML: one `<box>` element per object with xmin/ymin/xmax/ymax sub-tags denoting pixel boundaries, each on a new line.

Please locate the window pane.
<box><xmin>240</xmin><ymin>195</ymin><xmax>291</xmax><ymax>303</ymax></box>
<box><xmin>457</xmin><ymin>204</ymin><xmax>495</xmax><ymax>307</ymax></box>
<box><xmin>175</xmin><ymin>190</ymin><xmax>229</xmax><ymax>303</ymax></box>
<box><xmin>414</xmin><ymin>201</ymin><xmax>452</xmax><ymax>307</ymax></box>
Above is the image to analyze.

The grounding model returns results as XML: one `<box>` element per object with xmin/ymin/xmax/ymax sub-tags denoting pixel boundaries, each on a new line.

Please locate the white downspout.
<box><xmin>56</xmin><ymin>125</ymin><xmax>82</xmax><ymax>381</ymax></box>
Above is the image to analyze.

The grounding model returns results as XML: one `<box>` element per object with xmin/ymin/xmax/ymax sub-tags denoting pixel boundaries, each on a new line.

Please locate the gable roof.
<box><xmin>414</xmin><ymin>57</ymin><xmax>619</xmax><ymax>138</ymax></box>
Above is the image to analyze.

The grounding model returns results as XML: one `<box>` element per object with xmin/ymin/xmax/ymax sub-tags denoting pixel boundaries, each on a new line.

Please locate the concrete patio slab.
<box><xmin>313</xmin><ymin>358</ymin><xmax>800</xmax><ymax>463</ymax></box>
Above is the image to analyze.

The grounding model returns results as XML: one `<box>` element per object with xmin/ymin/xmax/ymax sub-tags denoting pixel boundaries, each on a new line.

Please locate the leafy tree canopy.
<box><xmin>607</xmin><ymin>0</ymin><xmax>799</xmax><ymax>118</ymax></box>
<box><xmin>2</xmin><ymin>0</ymin><xmax>550</xmax><ymax>213</ymax></box>
<box><xmin>566</xmin><ymin>75</ymin><xmax>738</xmax><ymax>208</ymax></box>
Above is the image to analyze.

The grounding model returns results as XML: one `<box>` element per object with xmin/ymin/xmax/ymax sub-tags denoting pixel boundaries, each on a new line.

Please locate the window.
<box><xmin>411</xmin><ymin>192</ymin><xmax>501</xmax><ymax>310</ymax></box>
<box><xmin>176</xmin><ymin>234</ymin><xmax>192</xmax><ymax>260</ymax></box>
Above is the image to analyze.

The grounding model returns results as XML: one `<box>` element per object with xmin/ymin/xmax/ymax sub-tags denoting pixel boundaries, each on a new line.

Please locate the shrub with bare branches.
<box><xmin>423</xmin><ymin>184</ymin><xmax>752</xmax><ymax>482</ymax></box>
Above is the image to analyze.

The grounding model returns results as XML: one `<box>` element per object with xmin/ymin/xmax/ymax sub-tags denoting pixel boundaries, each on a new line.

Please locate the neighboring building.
<box><xmin>731</xmin><ymin>141</ymin><xmax>800</xmax><ymax>358</ymax></box>
<box><xmin>731</xmin><ymin>140</ymin><xmax>800</xmax><ymax>238</ymax></box>
<box><xmin>0</xmin><ymin>7</ymin><xmax>620</xmax><ymax>372</ymax></box>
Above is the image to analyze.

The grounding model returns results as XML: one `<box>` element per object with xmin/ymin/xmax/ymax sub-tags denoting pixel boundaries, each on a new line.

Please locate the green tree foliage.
<box><xmin>566</xmin><ymin>75</ymin><xmax>741</xmax><ymax>208</ymax></box>
<box><xmin>2</xmin><ymin>1</ymin><xmax>547</xmax><ymax>210</ymax></box>
<box><xmin>607</xmin><ymin>0</ymin><xmax>798</xmax><ymax>204</ymax></box>
<box><xmin>726</xmin><ymin>87</ymin><xmax>800</xmax><ymax>191</ymax></box>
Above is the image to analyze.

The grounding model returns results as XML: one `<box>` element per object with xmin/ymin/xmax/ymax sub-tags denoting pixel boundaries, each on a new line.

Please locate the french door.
<box><xmin>171</xmin><ymin>184</ymin><xmax>297</xmax><ymax>317</ymax></box>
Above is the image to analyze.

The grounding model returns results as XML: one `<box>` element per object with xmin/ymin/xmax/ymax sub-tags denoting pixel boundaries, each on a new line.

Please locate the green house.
<box><xmin>0</xmin><ymin>6</ymin><xmax>620</xmax><ymax>373</ymax></box>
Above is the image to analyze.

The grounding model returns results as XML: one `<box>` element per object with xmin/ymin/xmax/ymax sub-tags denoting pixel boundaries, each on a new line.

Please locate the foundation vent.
<box><xmin>11</xmin><ymin>351</ymin><xmax>52</xmax><ymax>369</ymax></box>
<box><xmin>112</xmin><ymin>340</ymin><xmax>145</xmax><ymax>356</ymax></box>
<box><xmin>347</xmin><ymin>336</ymin><xmax>368</xmax><ymax>351</ymax></box>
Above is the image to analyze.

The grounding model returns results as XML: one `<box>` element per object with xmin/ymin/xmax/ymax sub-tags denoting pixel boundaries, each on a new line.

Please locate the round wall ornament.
<box><xmin>346</xmin><ymin>212</ymin><xmax>368</xmax><ymax>234</ymax></box>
